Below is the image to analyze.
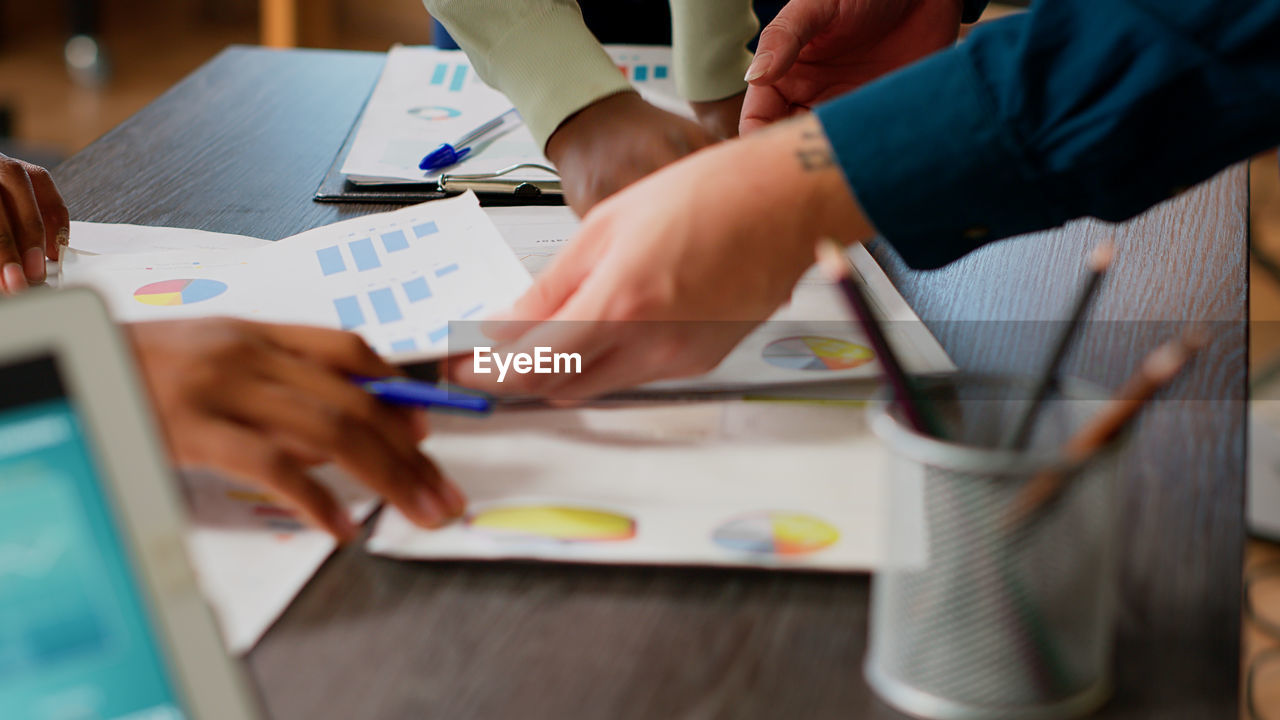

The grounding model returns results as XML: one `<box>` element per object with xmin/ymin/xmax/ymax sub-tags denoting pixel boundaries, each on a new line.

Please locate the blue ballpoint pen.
<box><xmin>356</xmin><ymin>377</ymin><xmax>493</xmax><ymax>415</ymax></box>
<box><xmin>419</xmin><ymin>108</ymin><xmax>522</xmax><ymax>172</ymax></box>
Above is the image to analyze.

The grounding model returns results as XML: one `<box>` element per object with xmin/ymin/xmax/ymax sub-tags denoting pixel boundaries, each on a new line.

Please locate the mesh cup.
<box><xmin>865</xmin><ymin>375</ymin><xmax>1122</xmax><ymax>720</ymax></box>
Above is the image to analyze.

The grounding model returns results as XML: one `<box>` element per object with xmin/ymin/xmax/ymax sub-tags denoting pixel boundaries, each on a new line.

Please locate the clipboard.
<box><xmin>314</xmin><ymin>96</ymin><xmax>565</xmax><ymax>206</ymax></box>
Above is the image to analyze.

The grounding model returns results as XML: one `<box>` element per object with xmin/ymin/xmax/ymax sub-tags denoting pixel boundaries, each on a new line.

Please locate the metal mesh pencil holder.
<box><xmin>865</xmin><ymin>375</ymin><xmax>1122</xmax><ymax>720</ymax></box>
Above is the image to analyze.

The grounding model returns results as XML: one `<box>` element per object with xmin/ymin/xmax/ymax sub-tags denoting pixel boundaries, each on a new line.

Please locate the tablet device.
<box><xmin>0</xmin><ymin>288</ymin><xmax>262</xmax><ymax>720</ymax></box>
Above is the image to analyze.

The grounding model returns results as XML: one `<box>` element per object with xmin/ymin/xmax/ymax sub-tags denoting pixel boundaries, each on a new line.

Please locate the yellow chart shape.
<box><xmin>466</xmin><ymin>505</ymin><xmax>636</xmax><ymax>542</ymax></box>
<box><xmin>762</xmin><ymin>336</ymin><xmax>874</xmax><ymax>371</ymax></box>
<box><xmin>713</xmin><ymin>511</ymin><xmax>839</xmax><ymax>556</ymax></box>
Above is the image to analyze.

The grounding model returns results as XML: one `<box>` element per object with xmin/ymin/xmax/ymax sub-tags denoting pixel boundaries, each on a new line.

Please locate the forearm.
<box><xmin>669</xmin><ymin>0</ymin><xmax>758</xmax><ymax>101</ymax></box>
<box><xmin>423</xmin><ymin>0</ymin><xmax>631</xmax><ymax>148</ymax></box>
<box><xmin>816</xmin><ymin>0</ymin><xmax>1280</xmax><ymax>268</ymax></box>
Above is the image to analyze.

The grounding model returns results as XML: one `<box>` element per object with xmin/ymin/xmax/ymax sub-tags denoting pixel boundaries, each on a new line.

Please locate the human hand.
<box><xmin>740</xmin><ymin>0</ymin><xmax>963</xmax><ymax>134</ymax></box>
<box><xmin>690</xmin><ymin>91</ymin><xmax>746</xmax><ymax>140</ymax></box>
<box><xmin>450</xmin><ymin>114</ymin><xmax>873</xmax><ymax>400</ymax></box>
<box><xmin>0</xmin><ymin>153</ymin><xmax>70</xmax><ymax>294</ymax></box>
<box><xmin>545</xmin><ymin>91</ymin><xmax>717</xmax><ymax>215</ymax></box>
<box><xmin>128</xmin><ymin>319</ymin><xmax>465</xmax><ymax>540</ymax></box>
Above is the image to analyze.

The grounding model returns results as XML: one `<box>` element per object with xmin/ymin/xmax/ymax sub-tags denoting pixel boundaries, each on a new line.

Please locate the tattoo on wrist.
<box><xmin>796</xmin><ymin>129</ymin><xmax>836</xmax><ymax>172</ymax></box>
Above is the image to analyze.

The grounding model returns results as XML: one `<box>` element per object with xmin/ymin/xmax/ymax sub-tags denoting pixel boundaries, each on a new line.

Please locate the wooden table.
<box><xmin>54</xmin><ymin>47</ymin><xmax>1246</xmax><ymax>719</ymax></box>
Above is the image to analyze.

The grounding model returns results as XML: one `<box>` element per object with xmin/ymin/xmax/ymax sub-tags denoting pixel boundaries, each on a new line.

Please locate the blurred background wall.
<box><xmin>0</xmin><ymin>0</ymin><xmax>433</xmax><ymax>161</ymax></box>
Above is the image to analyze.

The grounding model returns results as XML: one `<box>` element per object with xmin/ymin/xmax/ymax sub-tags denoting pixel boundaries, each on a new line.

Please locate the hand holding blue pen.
<box><xmin>420</xmin><ymin>108</ymin><xmax>523</xmax><ymax>173</ymax></box>
<box><xmin>357</xmin><ymin>376</ymin><xmax>492</xmax><ymax>415</ymax></box>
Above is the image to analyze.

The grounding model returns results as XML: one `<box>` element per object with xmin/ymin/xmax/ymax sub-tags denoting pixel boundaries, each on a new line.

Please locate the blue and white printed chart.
<box><xmin>340</xmin><ymin>45</ymin><xmax>686</xmax><ymax>184</ymax></box>
<box><xmin>60</xmin><ymin>193</ymin><xmax>531</xmax><ymax>361</ymax></box>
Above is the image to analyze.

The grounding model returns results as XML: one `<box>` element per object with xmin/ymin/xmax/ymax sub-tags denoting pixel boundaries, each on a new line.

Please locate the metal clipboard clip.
<box><xmin>436</xmin><ymin>163</ymin><xmax>563</xmax><ymax>198</ymax></box>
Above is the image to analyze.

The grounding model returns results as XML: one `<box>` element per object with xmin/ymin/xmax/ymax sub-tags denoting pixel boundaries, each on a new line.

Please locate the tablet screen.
<box><xmin>0</xmin><ymin>355</ymin><xmax>187</xmax><ymax>720</ymax></box>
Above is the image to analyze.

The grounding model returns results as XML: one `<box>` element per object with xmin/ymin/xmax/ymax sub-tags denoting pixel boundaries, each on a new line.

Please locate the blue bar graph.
<box><xmin>334</xmin><ymin>296</ymin><xmax>364</xmax><ymax>329</ymax></box>
<box><xmin>430</xmin><ymin>63</ymin><xmax>448</xmax><ymax>86</ymax></box>
<box><xmin>434</xmin><ymin>263</ymin><xmax>459</xmax><ymax>278</ymax></box>
<box><xmin>380</xmin><ymin>230</ymin><xmax>409</xmax><ymax>253</ymax></box>
<box><xmin>428</xmin><ymin>325</ymin><xmax>449</xmax><ymax>343</ymax></box>
<box><xmin>634</xmin><ymin>65</ymin><xmax>648</xmax><ymax>82</ymax></box>
<box><xmin>316</xmin><ymin>246</ymin><xmax>345</xmax><ymax>276</ymax></box>
<box><xmin>654</xmin><ymin>65</ymin><xmax>668</xmax><ymax>79</ymax></box>
<box><xmin>391</xmin><ymin>338</ymin><xmax>418</xmax><ymax>353</ymax></box>
<box><xmin>402</xmin><ymin>277</ymin><xmax>432</xmax><ymax>302</ymax></box>
<box><xmin>461</xmin><ymin>303</ymin><xmax>484</xmax><ymax>319</ymax></box>
<box><xmin>348</xmin><ymin>238</ymin><xmax>380</xmax><ymax>271</ymax></box>
<box><xmin>368</xmin><ymin>288</ymin><xmax>403</xmax><ymax>324</ymax></box>
<box><xmin>449</xmin><ymin>64</ymin><xmax>467</xmax><ymax>92</ymax></box>
<box><xmin>413</xmin><ymin>221</ymin><xmax>439</xmax><ymax>238</ymax></box>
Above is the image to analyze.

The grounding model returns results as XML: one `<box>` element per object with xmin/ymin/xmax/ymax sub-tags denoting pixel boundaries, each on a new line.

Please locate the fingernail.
<box><xmin>744</xmin><ymin>52</ymin><xmax>772</xmax><ymax>82</ymax></box>
<box><xmin>416</xmin><ymin>489</ymin><xmax>444</xmax><ymax>527</ymax></box>
<box><xmin>55</xmin><ymin>227</ymin><xmax>70</xmax><ymax>259</ymax></box>
<box><xmin>441</xmin><ymin>480</ymin><xmax>467</xmax><ymax>517</ymax></box>
<box><xmin>2</xmin><ymin>263</ymin><xmax>28</xmax><ymax>294</ymax></box>
<box><xmin>23</xmin><ymin>246</ymin><xmax>45</xmax><ymax>283</ymax></box>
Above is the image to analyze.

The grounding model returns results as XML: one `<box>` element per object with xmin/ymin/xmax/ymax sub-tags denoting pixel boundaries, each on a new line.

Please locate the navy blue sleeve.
<box><xmin>815</xmin><ymin>0</ymin><xmax>1280</xmax><ymax>269</ymax></box>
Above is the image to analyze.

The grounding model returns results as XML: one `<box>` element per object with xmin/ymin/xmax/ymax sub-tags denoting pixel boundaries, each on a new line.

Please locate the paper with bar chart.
<box><xmin>341</xmin><ymin>45</ymin><xmax>688</xmax><ymax>185</ymax></box>
<box><xmin>60</xmin><ymin>193</ymin><xmax>531</xmax><ymax>360</ymax></box>
<box><xmin>368</xmin><ymin>401</ymin><xmax>928</xmax><ymax>571</ymax></box>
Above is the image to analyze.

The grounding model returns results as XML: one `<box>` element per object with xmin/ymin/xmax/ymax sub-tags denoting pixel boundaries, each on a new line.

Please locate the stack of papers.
<box><xmin>340</xmin><ymin>45</ymin><xmax>690</xmax><ymax>186</ymax></box>
<box><xmin>55</xmin><ymin>201</ymin><xmax>950</xmax><ymax>648</ymax></box>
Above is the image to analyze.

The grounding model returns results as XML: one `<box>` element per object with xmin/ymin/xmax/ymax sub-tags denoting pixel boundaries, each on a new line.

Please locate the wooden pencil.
<box><xmin>1003</xmin><ymin>331</ymin><xmax>1204</xmax><ymax>530</ymax></box>
<box><xmin>815</xmin><ymin>239</ymin><xmax>945</xmax><ymax>438</ymax></box>
<box><xmin>1001</xmin><ymin>241</ymin><xmax>1114</xmax><ymax>449</ymax></box>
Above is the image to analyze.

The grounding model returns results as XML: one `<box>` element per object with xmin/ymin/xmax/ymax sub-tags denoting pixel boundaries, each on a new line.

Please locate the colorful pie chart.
<box><xmin>762</xmin><ymin>336</ymin><xmax>874</xmax><ymax>371</ymax></box>
<box><xmin>712</xmin><ymin>511</ymin><xmax>839</xmax><ymax>556</ymax></box>
<box><xmin>466</xmin><ymin>504</ymin><xmax>636</xmax><ymax>543</ymax></box>
<box><xmin>134</xmin><ymin>279</ymin><xmax>228</xmax><ymax>307</ymax></box>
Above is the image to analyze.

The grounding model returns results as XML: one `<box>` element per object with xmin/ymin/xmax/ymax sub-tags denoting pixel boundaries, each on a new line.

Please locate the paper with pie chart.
<box><xmin>59</xmin><ymin>193</ymin><xmax>531</xmax><ymax>362</ymax></box>
<box><xmin>368</xmin><ymin>401</ymin><xmax>927</xmax><ymax>572</ymax></box>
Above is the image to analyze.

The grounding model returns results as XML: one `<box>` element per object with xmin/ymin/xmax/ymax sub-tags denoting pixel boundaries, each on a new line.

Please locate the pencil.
<box><xmin>1001</xmin><ymin>241</ymin><xmax>1114</xmax><ymax>449</ymax></box>
<box><xmin>1003</xmin><ymin>331</ymin><xmax>1203</xmax><ymax>530</ymax></box>
<box><xmin>815</xmin><ymin>239</ymin><xmax>945</xmax><ymax>438</ymax></box>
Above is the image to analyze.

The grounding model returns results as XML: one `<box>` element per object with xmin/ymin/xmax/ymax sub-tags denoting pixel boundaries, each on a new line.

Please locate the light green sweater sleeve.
<box><xmin>423</xmin><ymin>0</ymin><xmax>633</xmax><ymax>149</ymax></box>
<box><xmin>669</xmin><ymin>0</ymin><xmax>758</xmax><ymax>101</ymax></box>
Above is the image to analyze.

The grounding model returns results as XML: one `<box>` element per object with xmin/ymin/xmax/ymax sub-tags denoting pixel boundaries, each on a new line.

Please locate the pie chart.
<box><xmin>408</xmin><ymin>105</ymin><xmax>462</xmax><ymax>121</ymax></box>
<box><xmin>762</xmin><ymin>336</ymin><xmax>874</xmax><ymax>371</ymax></box>
<box><xmin>466</xmin><ymin>504</ymin><xmax>636</xmax><ymax>543</ymax></box>
<box><xmin>712</xmin><ymin>511</ymin><xmax>839</xmax><ymax>556</ymax></box>
<box><xmin>134</xmin><ymin>279</ymin><xmax>228</xmax><ymax>307</ymax></box>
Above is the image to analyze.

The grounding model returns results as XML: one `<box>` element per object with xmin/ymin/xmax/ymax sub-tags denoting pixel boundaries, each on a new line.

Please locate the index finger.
<box><xmin>21</xmin><ymin>162</ymin><xmax>70</xmax><ymax>261</ymax></box>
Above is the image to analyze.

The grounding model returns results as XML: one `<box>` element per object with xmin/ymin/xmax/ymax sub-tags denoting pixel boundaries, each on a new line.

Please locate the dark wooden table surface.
<box><xmin>56</xmin><ymin>47</ymin><xmax>1246</xmax><ymax>719</ymax></box>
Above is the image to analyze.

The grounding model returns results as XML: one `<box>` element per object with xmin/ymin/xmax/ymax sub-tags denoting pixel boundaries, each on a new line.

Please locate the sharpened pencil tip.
<box><xmin>1089</xmin><ymin>241</ymin><xmax>1115</xmax><ymax>273</ymax></box>
<box><xmin>1142</xmin><ymin>338</ymin><xmax>1192</xmax><ymax>384</ymax></box>
<box><xmin>815</xmin><ymin>239</ymin><xmax>851</xmax><ymax>281</ymax></box>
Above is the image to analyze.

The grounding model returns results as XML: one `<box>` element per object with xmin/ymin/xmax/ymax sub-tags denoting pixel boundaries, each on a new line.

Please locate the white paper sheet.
<box><xmin>481</xmin><ymin>205</ymin><xmax>955</xmax><ymax>391</ymax></box>
<box><xmin>61</xmin><ymin>193</ymin><xmax>532</xmax><ymax>361</ymax></box>
<box><xmin>181</xmin><ymin>466</ymin><xmax>378</xmax><ymax>655</ymax></box>
<box><xmin>65</xmin><ymin>221</ymin><xmax>270</xmax><ymax>255</ymax></box>
<box><xmin>341</xmin><ymin>45</ymin><xmax>688</xmax><ymax>185</ymax></box>
<box><xmin>368</xmin><ymin>401</ymin><xmax>926</xmax><ymax>571</ymax></box>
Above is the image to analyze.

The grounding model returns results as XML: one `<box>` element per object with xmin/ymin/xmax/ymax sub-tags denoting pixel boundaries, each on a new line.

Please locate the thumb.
<box><xmin>745</xmin><ymin>0</ymin><xmax>834</xmax><ymax>85</ymax></box>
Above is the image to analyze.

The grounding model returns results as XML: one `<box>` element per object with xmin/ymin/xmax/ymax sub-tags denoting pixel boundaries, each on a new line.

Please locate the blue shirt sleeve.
<box><xmin>815</xmin><ymin>0</ymin><xmax>1280</xmax><ymax>269</ymax></box>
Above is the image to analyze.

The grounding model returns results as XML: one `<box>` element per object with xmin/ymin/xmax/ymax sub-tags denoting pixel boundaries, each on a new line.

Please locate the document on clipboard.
<box><xmin>339</xmin><ymin>45</ymin><xmax>689</xmax><ymax>191</ymax></box>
